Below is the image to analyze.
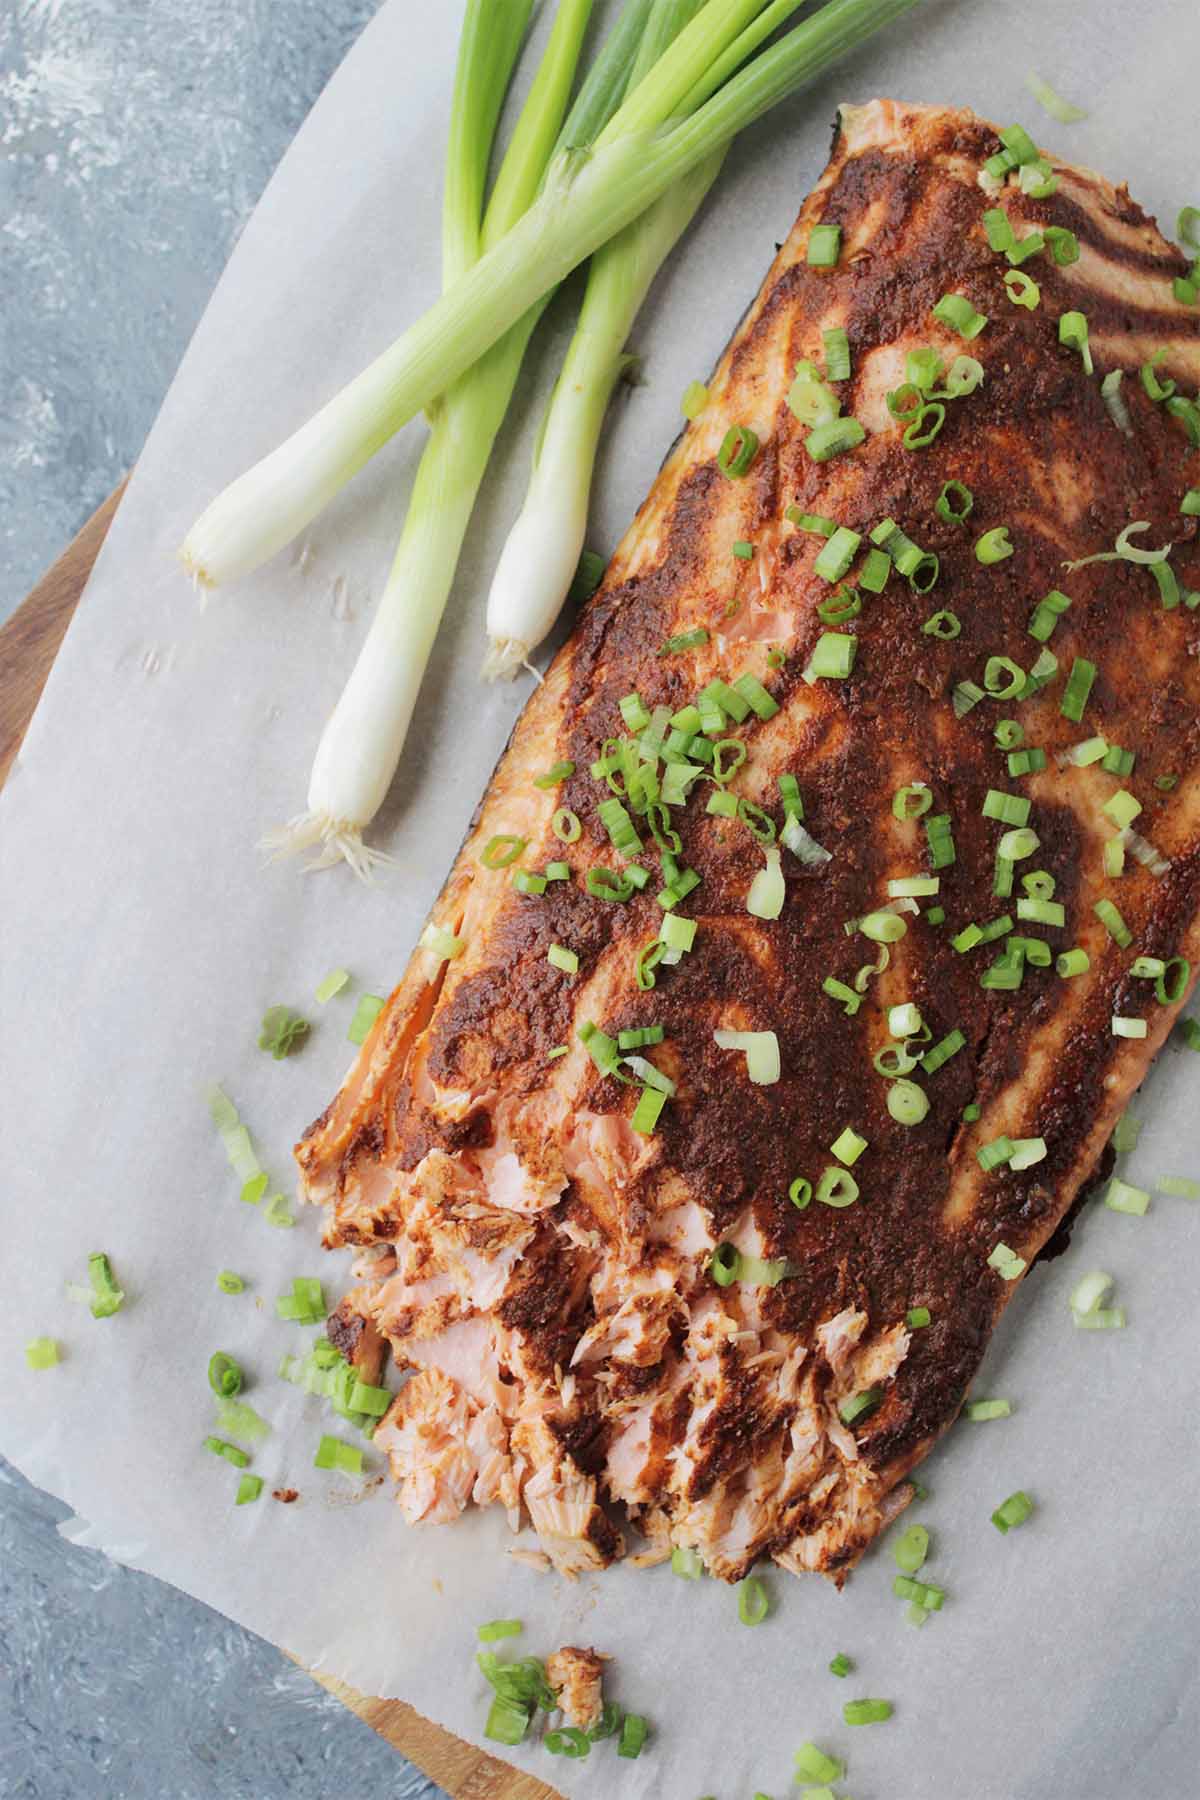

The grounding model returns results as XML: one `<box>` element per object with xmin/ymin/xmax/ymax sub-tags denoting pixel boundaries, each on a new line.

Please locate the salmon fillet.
<box><xmin>297</xmin><ymin>100</ymin><xmax>1200</xmax><ymax>1584</ymax></box>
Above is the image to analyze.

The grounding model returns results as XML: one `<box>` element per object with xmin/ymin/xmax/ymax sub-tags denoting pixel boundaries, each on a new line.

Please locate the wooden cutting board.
<box><xmin>0</xmin><ymin>486</ymin><xmax>560</xmax><ymax>1800</ymax></box>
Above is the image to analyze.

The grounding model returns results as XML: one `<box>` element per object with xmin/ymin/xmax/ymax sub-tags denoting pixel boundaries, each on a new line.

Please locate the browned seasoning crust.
<box><xmin>297</xmin><ymin>103</ymin><xmax>1199</xmax><ymax>1583</ymax></box>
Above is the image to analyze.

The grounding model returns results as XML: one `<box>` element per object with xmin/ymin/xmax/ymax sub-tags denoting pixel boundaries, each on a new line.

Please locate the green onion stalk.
<box><xmin>482</xmin><ymin>0</ymin><xmax>725</xmax><ymax>679</ymax></box>
<box><xmin>181</xmin><ymin>0</ymin><xmax>921</xmax><ymax>589</ymax></box>
<box><xmin>482</xmin><ymin>144</ymin><xmax>724</xmax><ymax>678</ymax></box>
<box><xmin>268</xmin><ymin>0</ymin><xmax>605</xmax><ymax>870</ymax></box>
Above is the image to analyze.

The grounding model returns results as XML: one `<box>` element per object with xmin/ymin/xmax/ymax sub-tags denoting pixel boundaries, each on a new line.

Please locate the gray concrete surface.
<box><xmin>1</xmin><ymin>2</ymin><xmax>442</xmax><ymax>1791</ymax></box>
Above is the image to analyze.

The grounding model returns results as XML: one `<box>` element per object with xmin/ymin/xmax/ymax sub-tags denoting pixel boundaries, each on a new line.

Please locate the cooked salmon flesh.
<box><xmin>297</xmin><ymin>101</ymin><xmax>1199</xmax><ymax>1583</ymax></box>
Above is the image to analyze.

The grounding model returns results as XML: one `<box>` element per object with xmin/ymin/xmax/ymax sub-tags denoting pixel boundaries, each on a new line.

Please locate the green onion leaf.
<box><xmin>681</xmin><ymin>379</ymin><xmax>708</xmax><ymax>419</ymax></box>
<box><xmin>975</xmin><ymin>526</ymin><xmax>1014</xmax><ymax>565</ymax></box>
<box><xmin>804</xmin><ymin>417</ymin><xmax>866</xmax><ymax>462</ymax></box>
<box><xmin>991</xmin><ymin>1490</ymin><xmax>1035</xmax><ymax>1533</ymax></box>
<box><xmin>737</xmin><ymin>1575</ymin><xmax>769</xmax><ymax>1625</ymax></box>
<box><xmin>933</xmin><ymin>293</ymin><xmax>987</xmax><ymax>339</ymax></box>
<box><xmin>717</xmin><ymin>423</ymin><xmax>759</xmax><ymax>478</ymax></box>
<box><xmin>1058</xmin><ymin>309</ymin><xmax>1093</xmax><ymax>373</ymax></box>
<box><xmin>208</xmin><ymin>1352</ymin><xmax>244</xmax><ymax>1399</ymax></box>
<box><xmin>346</xmin><ymin>993</ymin><xmax>384</xmax><ymax>1046</ymax></box>
<box><xmin>314</xmin><ymin>967</ymin><xmax>350</xmax><ymax>1004</ymax></box>
<box><xmin>807</xmin><ymin>223</ymin><xmax>842</xmax><ymax>267</ymax></box>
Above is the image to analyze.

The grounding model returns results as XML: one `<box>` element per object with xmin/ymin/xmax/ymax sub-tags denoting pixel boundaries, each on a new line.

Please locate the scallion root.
<box><xmin>260</xmin><ymin>813</ymin><xmax>395</xmax><ymax>883</ymax></box>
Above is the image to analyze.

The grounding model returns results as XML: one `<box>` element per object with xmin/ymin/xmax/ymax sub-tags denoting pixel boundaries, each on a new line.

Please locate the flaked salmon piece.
<box><xmin>545</xmin><ymin>1646</ymin><xmax>608</xmax><ymax>1733</ymax></box>
<box><xmin>513</xmin><ymin>1415</ymin><xmax>623</xmax><ymax>1577</ymax></box>
<box><xmin>374</xmin><ymin>1367</ymin><xmax>519</xmax><ymax>1528</ymax></box>
<box><xmin>298</xmin><ymin>100</ymin><xmax>1199</xmax><ymax>1582</ymax></box>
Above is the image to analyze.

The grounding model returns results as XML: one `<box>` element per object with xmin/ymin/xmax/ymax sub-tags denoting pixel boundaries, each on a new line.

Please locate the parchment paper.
<box><xmin>3</xmin><ymin>2</ymin><xmax>1198</xmax><ymax>1795</ymax></box>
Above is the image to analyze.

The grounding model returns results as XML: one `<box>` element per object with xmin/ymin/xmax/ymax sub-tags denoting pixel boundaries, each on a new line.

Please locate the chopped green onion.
<box><xmin>276</xmin><ymin>1275</ymin><xmax>327</xmax><ymax>1325</ymax></box>
<box><xmin>789</xmin><ymin>508</ymin><xmax>837</xmax><ymax>536</ymax></box>
<box><xmin>1059</xmin><ymin>309</ymin><xmax>1093</xmax><ymax>373</ymax></box>
<box><xmin>484</xmin><ymin>1696</ymin><xmax>532</xmax><ymax>1747</ymax></box>
<box><xmin>713</xmin><ymin>1027</ymin><xmax>780</xmax><ymax>1085</ymax></box>
<box><xmin>807</xmin><ymin>221</ymin><xmax>843</xmax><ymax>266</ymax></box>
<box><xmin>1158</xmin><ymin>1176</ymin><xmax>1200</xmax><ymax>1199</ymax></box>
<box><xmin>512</xmin><ymin>869</ymin><xmax>547</xmax><ymax>895</ymax></box>
<box><xmin>856</xmin><ymin>910</ymin><xmax>908</xmax><ymax>944</ymax></box>
<box><xmin>975</xmin><ymin>526</ymin><xmax>1013</xmax><ymax>565</ymax></box>
<box><xmin>1059</xmin><ymin>656</ymin><xmax>1096</xmax><ymax>723</ymax></box>
<box><xmin>978</xmin><ymin>1138</ymin><xmax>1014</xmax><ymax>1172</ymax></box>
<box><xmin>1102</xmin><ymin>788</ymin><xmax>1141</xmax><ymax>831</ymax></box>
<box><xmin>747</xmin><ymin>846</ymin><xmax>785</xmax><ymax>920</ymax></box>
<box><xmin>659</xmin><ymin>626</ymin><xmax>709</xmax><ymax>656</ymax></box>
<box><xmin>208</xmin><ymin>1352</ymin><xmax>244</xmax><ymax>1399</ymax></box>
<box><xmin>933</xmin><ymin>293</ymin><xmax>987</xmax><ymax>339</ymax></box>
<box><xmin>709</xmin><ymin>1242</ymin><xmax>740</xmax><ymax>1287</ymax></box>
<box><xmin>814</xmin><ymin>525</ymin><xmax>862</xmax><ymax>583</ymax></box>
<box><xmin>1070</xmin><ymin>1269</ymin><xmax>1114</xmax><ymax>1319</ymax></box>
<box><xmin>569</xmin><ymin>551</ymin><xmax>607</xmax><ymax>604</ymax></box>
<box><xmin>1006</xmin><ymin>227</ymin><xmax>1046</xmax><ymax>264</ymax></box>
<box><xmin>925</xmin><ymin>813</ymin><xmax>957</xmax><ymax>869</ymax></box>
<box><xmin>256</xmin><ymin>1002</ymin><xmax>311</xmax><ymax>1060</ymax></box>
<box><xmin>1043</xmin><ymin>225</ymin><xmax>1080</xmax><ymax>265</ymax></box>
<box><xmin>1004</xmin><ymin>268</ymin><xmax>1040</xmax><ymax>309</ymax></box>
<box><xmin>902</xmin><ymin>402</ymin><xmax>945</xmax><ymax>448</ymax></box>
<box><xmin>717</xmin><ymin>423</ymin><xmax>759</xmax><ymax>478</ymax></box>
<box><xmin>794</xmin><ymin>1744</ymin><xmax>843</xmax><ymax>1785</ymax></box>
<box><xmin>314</xmin><ymin>967</ymin><xmax>350</xmax><ymax>1003</ymax></box>
<box><xmin>887</xmin><ymin>1079</ymin><xmax>929</xmax><ymax>1126</ymax></box>
<box><xmin>838</xmin><ymin>1387</ymin><xmax>882</xmax><ymax>1425</ymax></box>
<box><xmin>982</xmin><ymin>789</ymin><xmax>1031</xmax><ymax>827</ymax></box>
<box><xmin>804</xmin><ymin>417</ymin><xmax>866</xmax><ymax>461</ymax></box>
<box><xmin>681</xmin><ymin>379</ymin><xmax>708</xmax><ymax>419</ymax></box>
<box><xmin>1094</xmin><ymin>898</ymin><xmax>1132</xmax><ymax>947</ymax></box>
<box><xmin>1101</xmin><ymin>368</ymin><xmax>1132</xmax><ymax>434</ymax></box>
<box><xmin>922</xmin><ymin>609</ymin><xmax>961</xmax><ymax>641</ymax></box>
<box><xmin>732</xmin><ymin>539</ymin><xmax>755</xmax><ymax>561</ymax></box>
<box><xmin>214</xmin><ymin>1398</ymin><xmax>270</xmax><ymax>1443</ymax></box>
<box><xmin>907</xmin><ymin>346</ymin><xmax>941</xmax><ymax>389</ymax></box>
<box><xmin>1024</xmin><ymin>71</ymin><xmax>1086</xmax><ymax>123</ymax></box>
<box><xmin>547</xmin><ymin>943</ymin><xmax>579</xmax><ymax>975</ymax></box>
<box><xmin>831</xmin><ymin>1126</ymin><xmax>868</xmax><ymax>1165</ymax></box>
<box><xmin>962</xmin><ymin>1101</ymin><xmax>981</xmax><ymax>1122</ymax></box>
<box><xmin>235</xmin><ymin>1473</ymin><xmax>263</xmax><ymax>1506</ymax></box>
<box><xmin>1154</xmin><ymin>956</ymin><xmax>1190</xmax><ymax>1005</ymax></box>
<box><xmin>1111</xmin><ymin>1109</ymin><xmax>1142</xmax><ymax>1153</ymax></box>
<box><xmin>823</xmin><ymin>326</ymin><xmax>851</xmax><ymax>379</ymax></box>
<box><xmin>789</xmin><ymin>1176</ymin><xmax>813</xmax><ymax>1209</ymax></box>
<box><xmin>737</xmin><ymin>1575</ymin><xmax>769</xmax><ymax>1625</ymax></box>
<box><xmin>998</xmin><ymin>121</ymin><xmax>1040</xmax><ymax>165</ymax></box>
<box><xmin>987</xmin><ymin>1242</ymin><xmax>1027</xmax><ymax>1280</ymax></box>
<box><xmin>672</xmin><ymin>1546</ymin><xmax>703</xmax><ymax>1580</ymax></box>
<box><xmin>630</xmin><ymin>1084</ymin><xmax>668</xmax><ymax>1135</ymax></box>
<box><xmin>25</xmin><ymin>1337</ymin><xmax>60</xmax><ymax>1370</ymax></box>
<box><xmin>823</xmin><ymin>976</ymin><xmax>861</xmax><ymax>1016</ymax></box>
<box><xmin>983</xmin><ymin>206</ymin><xmax>1014</xmax><ymax>253</ymax></box>
<box><xmin>893</xmin><ymin>783</ymin><xmax>932</xmax><ymax>820</ymax></box>
<box><xmin>965</xmin><ymin>1398</ymin><xmax>1011</xmax><ymax>1421</ymax></box>
<box><xmin>619</xmin><ymin>691</ymin><xmax>651</xmax><ymax>733</ymax></box>
<box><xmin>80</xmin><ymin>1252</ymin><xmax>125</xmax><ymax>1320</ymax></box>
<box><xmin>314</xmin><ymin>1433</ymin><xmax>364</xmax><ymax>1474</ymax></box>
<box><xmin>1111</xmin><ymin>1015</ymin><xmax>1147</xmax><ymax>1039</ymax></box>
<box><xmin>815</xmin><ymin>1167</ymin><xmax>859</xmax><ymax>1208</ymax></box>
<box><xmin>617</xmin><ymin>1715</ymin><xmax>647</xmax><ymax>1760</ymax></box>
<box><xmin>804</xmin><ymin>630</ymin><xmax>857</xmax><ymax>681</ymax></box>
<box><xmin>991</xmin><ymin>1490</ymin><xmax>1035</xmax><ymax>1533</ymax></box>
<box><xmin>853</xmin><ymin>546</ymin><xmax>889</xmax><ymax>594</ymax></box>
<box><xmin>1055</xmin><ymin>947</ymin><xmax>1089</xmax><ymax>978</ymax></box>
<box><xmin>420</xmin><ymin>923</ymin><xmax>467</xmax><ymax>963</ymax></box>
<box><xmin>204</xmin><ymin>1436</ymin><xmax>250</xmax><ymax>1469</ymax></box>
<box><xmin>906</xmin><ymin>1307</ymin><xmax>931</xmax><ymax>1328</ymax></box>
<box><xmin>829</xmin><ymin>1653</ymin><xmax>853</xmax><ymax>1678</ymax></box>
<box><xmin>843</xmin><ymin>1698</ymin><xmax>893</xmax><ymax>1726</ymax></box>
<box><xmin>217</xmin><ymin>1270</ymin><xmax>245</xmax><ymax>1295</ymax></box>
<box><xmin>893</xmin><ymin>1521</ymin><xmax>929</xmax><ymax>1573</ymax></box>
<box><xmin>921</xmin><ymin>1028</ymin><xmax>965</xmax><ymax>1075</ymax></box>
<box><xmin>935</xmin><ymin>479</ymin><xmax>974</xmax><ymax>525</ymax></box>
<box><xmin>984</xmin><ymin>655</ymin><xmax>1025</xmax><ymax>699</ymax></box>
<box><xmin>1178</xmin><ymin>1018</ymin><xmax>1200</xmax><ymax>1051</ymax></box>
<box><xmin>481</xmin><ymin>833</ymin><xmax>526</xmax><ymax>869</ymax></box>
<box><xmin>347</xmin><ymin>993</ymin><xmax>384</xmax><ymax>1045</ymax></box>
